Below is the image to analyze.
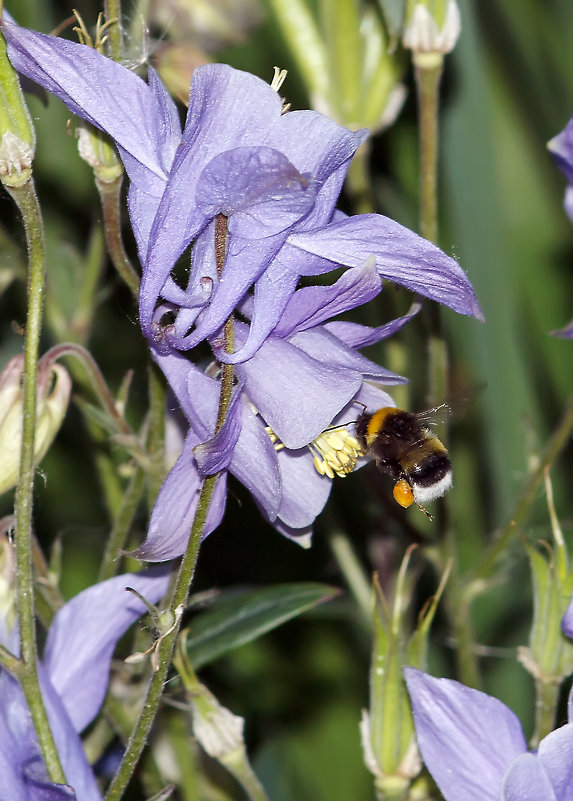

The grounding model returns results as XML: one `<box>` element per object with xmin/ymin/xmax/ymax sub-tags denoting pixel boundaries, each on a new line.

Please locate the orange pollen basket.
<box><xmin>393</xmin><ymin>478</ymin><xmax>414</xmax><ymax>508</ymax></box>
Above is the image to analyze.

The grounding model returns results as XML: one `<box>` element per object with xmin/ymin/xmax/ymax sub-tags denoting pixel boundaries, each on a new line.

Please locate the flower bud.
<box><xmin>0</xmin><ymin>353</ymin><xmax>71</xmax><ymax>494</ymax></box>
<box><xmin>175</xmin><ymin>631</ymin><xmax>267</xmax><ymax>798</ymax></box>
<box><xmin>362</xmin><ymin>550</ymin><xmax>450</xmax><ymax>797</ymax></box>
<box><xmin>403</xmin><ymin>0</ymin><xmax>461</xmax><ymax>62</ymax></box>
<box><xmin>0</xmin><ymin>27</ymin><xmax>35</xmax><ymax>187</ymax></box>
<box><xmin>520</xmin><ymin>476</ymin><xmax>573</xmax><ymax>684</ymax></box>
<box><xmin>76</xmin><ymin>124</ymin><xmax>123</xmax><ymax>184</ymax></box>
<box><xmin>0</xmin><ymin>525</ymin><xmax>17</xmax><ymax>637</ymax></box>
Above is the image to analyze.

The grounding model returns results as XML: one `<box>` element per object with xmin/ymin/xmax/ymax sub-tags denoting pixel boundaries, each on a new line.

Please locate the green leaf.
<box><xmin>183</xmin><ymin>583</ymin><xmax>340</xmax><ymax>670</ymax></box>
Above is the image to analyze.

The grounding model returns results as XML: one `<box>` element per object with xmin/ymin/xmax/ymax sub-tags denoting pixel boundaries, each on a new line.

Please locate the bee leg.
<box><xmin>416</xmin><ymin>503</ymin><xmax>434</xmax><ymax>521</ymax></box>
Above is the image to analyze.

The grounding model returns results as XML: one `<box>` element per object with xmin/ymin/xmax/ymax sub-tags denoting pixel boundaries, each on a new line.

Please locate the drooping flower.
<box><xmin>404</xmin><ymin>667</ymin><xmax>573</xmax><ymax>801</ymax></box>
<box><xmin>2</xmin><ymin>15</ymin><xmax>482</xmax><ymax>366</ymax></box>
<box><xmin>0</xmin><ymin>556</ymin><xmax>170</xmax><ymax>800</ymax></box>
<box><xmin>136</xmin><ymin>258</ymin><xmax>418</xmax><ymax>560</ymax></box>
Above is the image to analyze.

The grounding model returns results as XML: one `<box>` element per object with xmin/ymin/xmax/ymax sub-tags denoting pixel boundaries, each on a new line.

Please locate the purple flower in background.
<box><xmin>548</xmin><ymin>116</ymin><xmax>573</xmax><ymax>224</ymax></box>
<box><xmin>548</xmin><ymin>117</ymin><xmax>573</xmax><ymax>338</ymax></box>
<box><xmin>136</xmin><ymin>260</ymin><xmax>418</xmax><ymax>559</ymax></box>
<box><xmin>2</xmin><ymin>16</ymin><xmax>482</xmax><ymax>366</ymax></box>
<box><xmin>0</xmin><ymin>567</ymin><xmax>170</xmax><ymax>800</ymax></box>
<box><xmin>404</xmin><ymin>667</ymin><xmax>573</xmax><ymax>801</ymax></box>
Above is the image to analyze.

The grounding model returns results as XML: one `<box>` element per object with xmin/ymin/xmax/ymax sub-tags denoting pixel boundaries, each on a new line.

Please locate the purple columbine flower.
<box><xmin>404</xmin><ymin>667</ymin><xmax>573</xmax><ymax>801</ymax></box>
<box><xmin>0</xmin><ymin>567</ymin><xmax>169</xmax><ymax>800</ymax></box>
<box><xmin>548</xmin><ymin>117</ymin><xmax>573</xmax><ymax>339</ymax></box>
<box><xmin>1</xmin><ymin>16</ymin><xmax>482</xmax><ymax>365</ymax></box>
<box><xmin>548</xmin><ymin>116</ymin><xmax>573</xmax><ymax>224</ymax></box>
<box><xmin>136</xmin><ymin>259</ymin><xmax>418</xmax><ymax>559</ymax></box>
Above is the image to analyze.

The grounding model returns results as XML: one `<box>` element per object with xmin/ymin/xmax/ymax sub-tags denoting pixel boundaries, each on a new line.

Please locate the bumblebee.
<box><xmin>355</xmin><ymin>406</ymin><xmax>452</xmax><ymax>516</ymax></box>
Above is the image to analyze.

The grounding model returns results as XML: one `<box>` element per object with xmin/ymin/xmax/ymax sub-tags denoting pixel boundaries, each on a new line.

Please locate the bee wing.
<box><xmin>415</xmin><ymin>402</ymin><xmax>453</xmax><ymax>427</ymax></box>
<box><xmin>416</xmin><ymin>385</ymin><xmax>484</xmax><ymax>428</ymax></box>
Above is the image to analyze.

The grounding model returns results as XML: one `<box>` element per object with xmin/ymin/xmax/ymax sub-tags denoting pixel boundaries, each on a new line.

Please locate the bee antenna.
<box><xmin>324</xmin><ymin>420</ymin><xmax>355</xmax><ymax>432</ymax></box>
<box><xmin>323</xmin><ymin>401</ymin><xmax>368</xmax><ymax>433</ymax></box>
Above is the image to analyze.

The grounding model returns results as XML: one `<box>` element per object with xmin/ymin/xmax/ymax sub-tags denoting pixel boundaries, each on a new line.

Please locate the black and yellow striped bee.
<box><xmin>355</xmin><ymin>405</ymin><xmax>452</xmax><ymax>517</ymax></box>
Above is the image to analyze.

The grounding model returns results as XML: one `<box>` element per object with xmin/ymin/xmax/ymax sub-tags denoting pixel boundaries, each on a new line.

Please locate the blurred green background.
<box><xmin>2</xmin><ymin>0</ymin><xmax>573</xmax><ymax>798</ymax></box>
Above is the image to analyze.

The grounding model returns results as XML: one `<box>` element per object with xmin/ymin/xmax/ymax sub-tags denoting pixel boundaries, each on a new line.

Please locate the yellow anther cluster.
<box><xmin>263</xmin><ymin>423</ymin><xmax>363</xmax><ymax>479</ymax></box>
<box><xmin>310</xmin><ymin>429</ymin><xmax>363</xmax><ymax>479</ymax></box>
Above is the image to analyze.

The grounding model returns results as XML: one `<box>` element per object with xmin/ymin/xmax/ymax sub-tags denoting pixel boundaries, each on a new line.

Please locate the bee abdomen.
<box><xmin>409</xmin><ymin>453</ymin><xmax>452</xmax><ymax>505</ymax></box>
<box><xmin>408</xmin><ymin>453</ymin><xmax>451</xmax><ymax>487</ymax></box>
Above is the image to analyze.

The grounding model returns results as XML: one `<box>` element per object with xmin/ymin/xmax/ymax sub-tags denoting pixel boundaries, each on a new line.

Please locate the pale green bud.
<box><xmin>363</xmin><ymin>552</ymin><xmax>450</xmax><ymax>796</ymax></box>
<box><xmin>0</xmin><ymin>353</ymin><xmax>71</xmax><ymax>494</ymax></box>
<box><xmin>76</xmin><ymin>124</ymin><xmax>123</xmax><ymax>184</ymax></box>
<box><xmin>0</xmin><ymin>29</ymin><xmax>35</xmax><ymax>187</ymax></box>
<box><xmin>403</xmin><ymin>0</ymin><xmax>461</xmax><ymax>61</ymax></box>
<box><xmin>191</xmin><ymin>684</ymin><xmax>246</xmax><ymax>762</ymax></box>
<box><xmin>175</xmin><ymin>631</ymin><xmax>268</xmax><ymax>799</ymax></box>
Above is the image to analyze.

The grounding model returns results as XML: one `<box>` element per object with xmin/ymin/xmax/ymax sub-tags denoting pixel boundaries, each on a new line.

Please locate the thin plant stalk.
<box><xmin>414</xmin><ymin>57</ymin><xmax>479</xmax><ymax>687</ymax></box>
<box><xmin>105</xmin><ymin>215</ymin><xmax>233</xmax><ymax>801</ymax></box>
<box><xmin>96</xmin><ymin>176</ymin><xmax>140</xmax><ymax>299</ymax></box>
<box><xmin>98</xmin><ymin>466</ymin><xmax>146</xmax><ymax>581</ymax></box>
<box><xmin>8</xmin><ymin>180</ymin><xmax>66</xmax><ymax>782</ymax></box>
<box><xmin>104</xmin><ymin>0</ymin><xmax>123</xmax><ymax>61</ymax></box>
<box><xmin>472</xmin><ymin>394</ymin><xmax>573</xmax><ymax>582</ymax></box>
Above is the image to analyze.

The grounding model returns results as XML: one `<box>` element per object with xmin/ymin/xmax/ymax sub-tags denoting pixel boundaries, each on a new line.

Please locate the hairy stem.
<box><xmin>104</xmin><ymin>0</ymin><xmax>123</xmax><ymax>61</ymax></box>
<box><xmin>105</xmin><ymin>216</ymin><xmax>233</xmax><ymax>801</ymax></box>
<box><xmin>96</xmin><ymin>176</ymin><xmax>140</xmax><ymax>299</ymax></box>
<box><xmin>8</xmin><ymin>180</ymin><xmax>66</xmax><ymax>782</ymax></box>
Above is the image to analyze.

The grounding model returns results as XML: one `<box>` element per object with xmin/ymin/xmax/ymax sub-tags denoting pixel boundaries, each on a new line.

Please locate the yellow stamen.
<box><xmin>309</xmin><ymin>428</ymin><xmax>363</xmax><ymax>479</ymax></box>
<box><xmin>263</xmin><ymin>423</ymin><xmax>364</xmax><ymax>479</ymax></box>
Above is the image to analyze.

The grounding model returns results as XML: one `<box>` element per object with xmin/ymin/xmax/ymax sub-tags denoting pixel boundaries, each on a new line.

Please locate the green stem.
<box><xmin>532</xmin><ymin>677</ymin><xmax>560</xmax><ymax>747</ymax></box>
<box><xmin>414</xmin><ymin>58</ymin><xmax>478</xmax><ymax>688</ymax></box>
<box><xmin>345</xmin><ymin>141</ymin><xmax>373</xmax><ymax>215</ymax></box>
<box><xmin>444</xmin><ymin>571</ymin><xmax>480</xmax><ymax>687</ymax></box>
<box><xmin>473</xmin><ymin>394</ymin><xmax>573</xmax><ymax>581</ymax></box>
<box><xmin>104</xmin><ymin>0</ymin><xmax>123</xmax><ymax>61</ymax></box>
<box><xmin>96</xmin><ymin>176</ymin><xmax>140</xmax><ymax>299</ymax></box>
<box><xmin>8</xmin><ymin>180</ymin><xmax>66</xmax><ymax>783</ymax></box>
<box><xmin>98</xmin><ymin>466</ymin><xmax>146</xmax><ymax>581</ymax></box>
<box><xmin>168</xmin><ymin>712</ymin><xmax>201</xmax><ymax>801</ymax></box>
<box><xmin>105</xmin><ymin>216</ymin><xmax>233</xmax><ymax>801</ymax></box>
<box><xmin>414</xmin><ymin>62</ymin><xmax>442</xmax><ymax>244</ymax></box>
<box><xmin>0</xmin><ymin>643</ymin><xmax>23</xmax><ymax>675</ymax></box>
<box><xmin>46</xmin><ymin>343</ymin><xmax>133</xmax><ymax>436</ymax></box>
<box><xmin>104</xmin><ymin>477</ymin><xmax>219</xmax><ymax>801</ymax></box>
<box><xmin>146</xmin><ymin>363</ymin><xmax>166</xmax><ymax>508</ymax></box>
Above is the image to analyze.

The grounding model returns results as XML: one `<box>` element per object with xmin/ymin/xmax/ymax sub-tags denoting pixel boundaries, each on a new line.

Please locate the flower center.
<box><xmin>264</xmin><ymin>424</ymin><xmax>364</xmax><ymax>479</ymax></box>
<box><xmin>310</xmin><ymin>428</ymin><xmax>364</xmax><ymax>478</ymax></box>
